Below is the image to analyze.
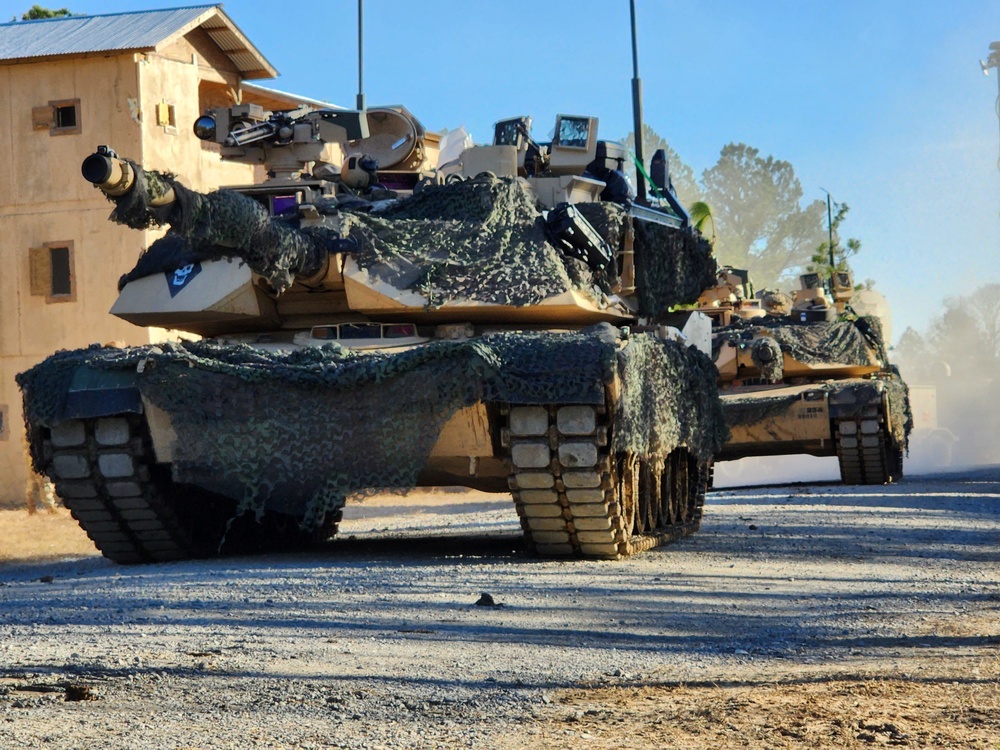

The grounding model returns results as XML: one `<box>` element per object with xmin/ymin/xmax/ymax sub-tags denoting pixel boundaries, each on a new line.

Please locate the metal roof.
<box><xmin>241</xmin><ymin>82</ymin><xmax>342</xmax><ymax>111</ymax></box>
<box><xmin>0</xmin><ymin>5</ymin><xmax>276</xmax><ymax>79</ymax></box>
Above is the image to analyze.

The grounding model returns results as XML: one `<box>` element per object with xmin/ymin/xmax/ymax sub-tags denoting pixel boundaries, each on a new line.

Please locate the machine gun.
<box><xmin>193</xmin><ymin>104</ymin><xmax>368</xmax><ymax>181</ymax></box>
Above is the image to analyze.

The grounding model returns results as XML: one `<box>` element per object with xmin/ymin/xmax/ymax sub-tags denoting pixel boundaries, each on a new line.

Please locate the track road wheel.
<box><xmin>504</xmin><ymin>403</ymin><xmax>708</xmax><ymax>559</ymax></box>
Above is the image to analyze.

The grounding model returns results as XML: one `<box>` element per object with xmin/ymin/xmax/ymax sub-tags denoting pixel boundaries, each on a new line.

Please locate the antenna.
<box><xmin>629</xmin><ymin>0</ymin><xmax>647</xmax><ymax>204</ymax></box>
<box><xmin>820</xmin><ymin>188</ymin><xmax>837</xmax><ymax>290</ymax></box>
<box><xmin>356</xmin><ymin>0</ymin><xmax>366</xmax><ymax>111</ymax></box>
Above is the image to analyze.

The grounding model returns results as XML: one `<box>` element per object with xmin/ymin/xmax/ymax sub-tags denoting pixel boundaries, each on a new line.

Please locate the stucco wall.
<box><xmin>0</xmin><ymin>43</ymin><xmax>263</xmax><ymax>508</ymax></box>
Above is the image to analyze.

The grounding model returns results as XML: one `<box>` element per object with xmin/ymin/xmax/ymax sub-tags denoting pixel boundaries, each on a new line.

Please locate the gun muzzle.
<box><xmin>82</xmin><ymin>146</ymin><xmax>175</xmax><ymax>207</ymax></box>
<box><xmin>82</xmin><ymin>148</ymin><xmax>135</xmax><ymax>197</ymax></box>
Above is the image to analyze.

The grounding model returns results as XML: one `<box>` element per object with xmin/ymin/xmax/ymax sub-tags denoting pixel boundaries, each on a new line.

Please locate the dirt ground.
<box><xmin>2</xmin><ymin>474</ymin><xmax>999</xmax><ymax>749</ymax></box>
<box><xmin>482</xmin><ymin>625</ymin><xmax>999</xmax><ymax>750</ymax></box>
<box><xmin>0</xmin><ymin>507</ymin><xmax>98</xmax><ymax>564</ymax></box>
<box><xmin>517</xmin><ymin>671</ymin><xmax>1000</xmax><ymax>749</ymax></box>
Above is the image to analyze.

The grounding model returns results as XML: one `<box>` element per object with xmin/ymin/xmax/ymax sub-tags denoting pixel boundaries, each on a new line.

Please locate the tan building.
<box><xmin>0</xmin><ymin>6</ymin><xmax>328</xmax><ymax>507</ymax></box>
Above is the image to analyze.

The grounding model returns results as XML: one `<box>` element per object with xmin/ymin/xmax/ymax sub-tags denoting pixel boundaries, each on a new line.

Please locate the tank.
<box><xmin>701</xmin><ymin>268</ymin><xmax>912</xmax><ymax>484</ymax></box>
<box><xmin>17</xmin><ymin>105</ymin><xmax>727</xmax><ymax>563</ymax></box>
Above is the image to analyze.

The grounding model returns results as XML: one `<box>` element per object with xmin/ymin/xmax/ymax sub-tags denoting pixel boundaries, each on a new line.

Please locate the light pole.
<box><xmin>980</xmin><ymin>42</ymin><xmax>1000</xmax><ymax>172</ymax></box>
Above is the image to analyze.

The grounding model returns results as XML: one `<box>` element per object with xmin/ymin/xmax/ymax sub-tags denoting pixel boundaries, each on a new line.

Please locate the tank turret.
<box><xmin>19</xmin><ymin>102</ymin><xmax>729</xmax><ymax>564</ymax></box>
<box><xmin>79</xmin><ymin>106</ymin><xmax>715</xmax><ymax>337</ymax></box>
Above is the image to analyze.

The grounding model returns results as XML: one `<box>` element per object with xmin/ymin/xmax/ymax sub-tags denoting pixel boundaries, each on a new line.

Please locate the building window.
<box><xmin>50</xmin><ymin>246</ymin><xmax>72</xmax><ymax>296</ymax></box>
<box><xmin>56</xmin><ymin>104</ymin><xmax>76</xmax><ymax>129</ymax></box>
<box><xmin>32</xmin><ymin>98</ymin><xmax>81</xmax><ymax>136</ymax></box>
<box><xmin>0</xmin><ymin>405</ymin><xmax>8</xmax><ymax>441</ymax></box>
<box><xmin>29</xmin><ymin>242</ymin><xmax>76</xmax><ymax>303</ymax></box>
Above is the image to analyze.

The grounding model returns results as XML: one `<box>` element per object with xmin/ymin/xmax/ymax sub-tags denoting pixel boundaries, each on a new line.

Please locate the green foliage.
<box><xmin>808</xmin><ymin>200</ymin><xmax>863</xmax><ymax>285</ymax></box>
<box><xmin>894</xmin><ymin>326</ymin><xmax>929</xmax><ymax>365</ymax></box>
<box><xmin>688</xmin><ymin>201</ymin><xmax>716</xmax><ymax>243</ymax></box>
<box><xmin>20</xmin><ymin>5</ymin><xmax>73</xmax><ymax>19</ymax></box>
<box><xmin>701</xmin><ymin>143</ymin><xmax>826</xmax><ymax>290</ymax></box>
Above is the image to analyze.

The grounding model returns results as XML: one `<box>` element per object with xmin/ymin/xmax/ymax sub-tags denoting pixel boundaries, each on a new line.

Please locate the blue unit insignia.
<box><xmin>166</xmin><ymin>262</ymin><xmax>202</xmax><ymax>297</ymax></box>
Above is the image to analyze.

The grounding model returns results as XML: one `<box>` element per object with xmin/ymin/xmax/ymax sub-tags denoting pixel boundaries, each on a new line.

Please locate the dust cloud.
<box><xmin>902</xmin><ymin>370</ymin><xmax>1000</xmax><ymax>475</ymax></box>
<box><xmin>893</xmin><ymin>302</ymin><xmax>1000</xmax><ymax>476</ymax></box>
<box><xmin>713</xmin><ymin>455</ymin><xmax>841</xmax><ymax>488</ymax></box>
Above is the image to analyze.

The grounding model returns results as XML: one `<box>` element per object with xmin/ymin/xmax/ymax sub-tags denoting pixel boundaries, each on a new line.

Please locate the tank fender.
<box><xmin>61</xmin><ymin>367</ymin><xmax>142</xmax><ymax>421</ymax></box>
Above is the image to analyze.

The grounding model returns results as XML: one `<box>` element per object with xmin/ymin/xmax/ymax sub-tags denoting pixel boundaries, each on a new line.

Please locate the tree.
<box><xmin>700</xmin><ymin>143</ymin><xmax>826</xmax><ymax>290</ymax></box>
<box><xmin>927</xmin><ymin>296</ymin><xmax>996</xmax><ymax>376</ymax></box>
<box><xmin>892</xmin><ymin>327</ymin><xmax>933</xmax><ymax>381</ymax></box>
<box><xmin>622</xmin><ymin>124</ymin><xmax>701</xmax><ymax>208</ymax></box>
<box><xmin>968</xmin><ymin>282</ymin><xmax>1000</xmax><ymax>359</ymax></box>
<box><xmin>894</xmin><ymin>284</ymin><xmax>1000</xmax><ymax>379</ymax></box>
<box><xmin>19</xmin><ymin>6</ymin><xmax>73</xmax><ymax>20</ymax></box>
<box><xmin>900</xmin><ymin>284</ymin><xmax>1000</xmax><ymax>466</ymax></box>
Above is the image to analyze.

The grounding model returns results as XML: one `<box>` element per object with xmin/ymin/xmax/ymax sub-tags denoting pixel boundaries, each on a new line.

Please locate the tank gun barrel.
<box><xmin>82</xmin><ymin>146</ymin><xmax>176</xmax><ymax>207</ymax></box>
<box><xmin>82</xmin><ymin>145</ymin><xmax>344</xmax><ymax>294</ymax></box>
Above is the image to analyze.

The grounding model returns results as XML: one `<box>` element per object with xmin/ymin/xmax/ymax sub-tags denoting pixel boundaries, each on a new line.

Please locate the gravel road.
<box><xmin>1</xmin><ymin>467</ymin><xmax>998</xmax><ymax>749</ymax></box>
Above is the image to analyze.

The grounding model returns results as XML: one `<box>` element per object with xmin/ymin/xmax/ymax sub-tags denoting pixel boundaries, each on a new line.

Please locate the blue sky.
<box><xmin>12</xmin><ymin>0</ymin><xmax>1000</xmax><ymax>341</ymax></box>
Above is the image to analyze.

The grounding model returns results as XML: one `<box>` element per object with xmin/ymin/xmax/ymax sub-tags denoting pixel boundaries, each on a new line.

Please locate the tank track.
<box><xmin>834</xmin><ymin>408</ymin><xmax>903</xmax><ymax>485</ymax></box>
<box><xmin>38</xmin><ymin>415</ymin><xmax>339</xmax><ymax>564</ymax></box>
<box><xmin>40</xmin><ymin>415</ymin><xmax>194</xmax><ymax>563</ymax></box>
<box><xmin>502</xmin><ymin>403</ymin><xmax>707</xmax><ymax>559</ymax></box>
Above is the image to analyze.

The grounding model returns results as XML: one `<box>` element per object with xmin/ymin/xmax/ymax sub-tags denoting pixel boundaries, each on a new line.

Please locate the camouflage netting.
<box><xmin>766</xmin><ymin>317</ymin><xmax>881</xmax><ymax>366</ymax></box>
<box><xmin>105</xmin><ymin>160</ymin><xmax>173</xmax><ymax>230</ymax></box>
<box><xmin>721</xmin><ymin>373</ymin><xmax>913</xmax><ymax>449</ymax></box>
<box><xmin>339</xmin><ymin>176</ymin><xmax>599</xmax><ymax>307</ymax></box>
<box><xmin>109</xmin><ymin>163</ymin><xmax>330</xmax><ymax>294</ymax></box>
<box><xmin>102</xmin><ymin>165</ymin><xmax>717</xmax><ymax>311</ymax></box>
<box><xmin>856</xmin><ymin>315</ymin><xmax>890</xmax><ymax>365</ymax></box>
<box><xmin>633</xmin><ymin>221</ymin><xmax>717</xmax><ymax>318</ymax></box>
<box><xmin>718</xmin><ymin>317</ymin><xmax>882</xmax><ymax>369</ymax></box>
<box><xmin>835</xmin><ymin>374</ymin><xmax>913</xmax><ymax>450</ymax></box>
<box><xmin>722</xmin><ymin>391</ymin><xmax>801</xmax><ymax>428</ymax></box>
<box><xmin>18</xmin><ymin>327</ymin><xmax>726</xmax><ymax>529</ymax></box>
<box><xmin>884</xmin><ymin>371</ymin><xmax>914</xmax><ymax>449</ymax></box>
<box><xmin>612</xmin><ymin>334</ymin><xmax>729</xmax><ymax>466</ymax></box>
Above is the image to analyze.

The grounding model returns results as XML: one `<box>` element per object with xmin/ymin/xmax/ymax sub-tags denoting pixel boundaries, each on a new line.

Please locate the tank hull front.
<box><xmin>18</xmin><ymin>330</ymin><xmax>727</xmax><ymax>563</ymax></box>
<box><xmin>718</xmin><ymin>382</ymin><xmax>836</xmax><ymax>459</ymax></box>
